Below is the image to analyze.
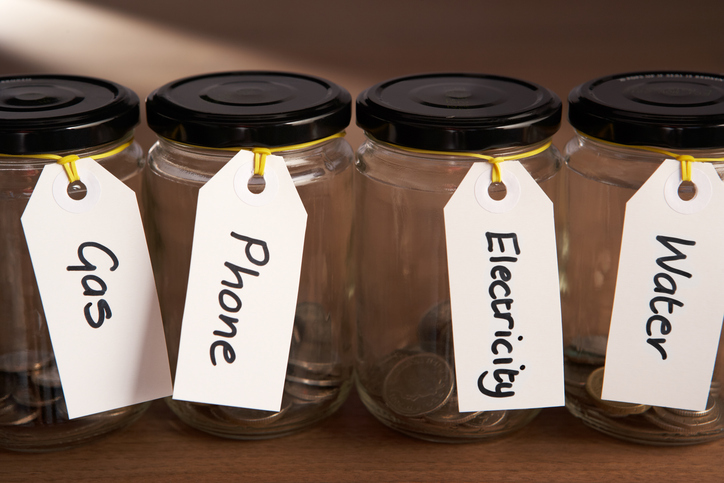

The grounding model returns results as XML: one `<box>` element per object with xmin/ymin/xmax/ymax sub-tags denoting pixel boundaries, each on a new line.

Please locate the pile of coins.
<box><xmin>565</xmin><ymin>335</ymin><xmax>724</xmax><ymax>443</ymax></box>
<box><xmin>357</xmin><ymin>302</ymin><xmax>537</xmax><ymax>440</ymax></box>
<box><xmin>0</xmin><ymin>350</ymin><xmax>67</xmax><ymax>428</ymax></box>
<box><xmin>172</xmin><ymin>302</ymin><xmax>351</xmax><ymax>437</ymax></box>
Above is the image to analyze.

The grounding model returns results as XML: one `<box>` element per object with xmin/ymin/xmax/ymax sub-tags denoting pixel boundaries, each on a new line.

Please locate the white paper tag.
<box><xmin>21</xmin><ymin>158</ymin><xmax>173</xmax><ymax>419</ymax></box>
<box><xmin>172</xmin><ymin>151</ymin><xmax>307</xmax><ymax>411</ymax></box>
<box><xmin>603</xmin><ymin>159</ymin><xmax>724</xmax><ymax>411</ymax></box>
<box><xmin>444</xmin><ymin>160</ymin><xmax>564</xmax><ymax>412</ymax></box>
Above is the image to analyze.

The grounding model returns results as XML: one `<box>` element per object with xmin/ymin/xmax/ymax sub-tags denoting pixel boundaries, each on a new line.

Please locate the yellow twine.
<box><xmin>393</xmin><ymin>141</ymin><xmax>553</xmax><ymax>183</ymax></box>
<box><xmin>186</xmin><ymin>132</ymin><xmax>347</xmax><ymax>177</ymax></box>
<box><xmin>0</xmin><ymin>140</ymin><xmax>133</xmax><ymax>183</ymax></box>
<box><xmin>579</xmin><ymin>133</ymin><xmax>724</xmax><ymax>182</ymax></box>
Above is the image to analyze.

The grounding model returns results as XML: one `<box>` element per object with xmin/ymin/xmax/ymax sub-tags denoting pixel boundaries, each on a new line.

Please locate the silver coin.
<box><xmin>652</xmin><ymin>404</ymin><xmax>721</xmax><ymax>428</ymax></box>
<box><xmin>424</xmin><ymin>396</ymin><xmax>482</xmax><ymax>426</ymax></box>
<box><xmin>459</xmin><ymin>410</ymin><xmax>508</xmax><ymax>432</ymax></box>
<box><xmin>383</xmin><ymin>353</ymin><xmax>454</xmax><ymax>418</ymax></box>
<box><xmin>293</xmin><ymin>302</ymin><xmax>332</xmax><ymax>345</ymax></box>
<box><xmin>0</xmin><ymin>350</ymin><xmax>53</xmax><ymax>373</ymax></box>
<box><xmin>211</xmin><ymin>399</ymin><xmax>291</xmax><ymax>427</ymax></box>
<box><xmin>418</xmin><ymin>301</ymin><xmax>453</xmax><ymax>356</ymax></box>
<box><xmin>12</xmin><ymin>385</ymin><xmax>63</xmax><ymax>408</ymax></box>
<box><xmin>361</xmin><ymin>348</ymin><xmax>420</xmax><ymax>398</ymax></box>
<box><xmin>643</xmin><ymin>411</ymin><xmax>707</xmax><ymax>434</ymax></box>
<box><xmin>0</xmin><ymin>402</ymin><xmax>40</xmax><ymax>426</ymax></box>
<box><xmin>288</xmin><ymin>358</ymin><xmax>341</xmax><ymax>377</ymax></box>
<box><xmin>0</xmin><ymin>374</ymin><xmax>15</xmax><ymax>404</ymax></box>
<box><xmin>289</xmin><ymin>303</ymin><xmax>335</xmax><ymax>367</ymax></box>
<box><xmin>710</xmin><ymin>381</ymin><xmax>721</xmax><ymax>397</ymax></box>
<box><xmin>284</xmin><ymin>380</ymin><xmax>340</xmax><ymax>404</ymax></box>
<box><xmin>564</xmin><ymin>362</ymin><xmax>594</xmax><ymax>388</ymax></box>
<box><xmin>666</xmin><ymin>396</ymin><xmax>718</xmax><ymax>418</ymax></box>
<box><xmin>285</xmin><ymin>373</ymin><xmax>344</xmax><ymax>388</ymax></box>
<box><xmin>31</xmin><ymin>363</ymin><xmax>62</xmax><ymax>388</ymax></box>
<box><xmin>564</xmin><ymin>335</ymin><xmax>607</xmax><ymax>366</ymax></box>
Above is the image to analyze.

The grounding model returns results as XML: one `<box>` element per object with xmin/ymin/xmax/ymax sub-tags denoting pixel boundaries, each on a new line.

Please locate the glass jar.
<box><xmin>354</xmin><ymin>73</ymin><xmax>563</xmax><ymax>442</ymax></box>
<box><xmin>0</xmin><ymin>75</ymin><xmax>147</xmax><ymax>451</ymax></box>
<box><xmin>144</xmin><ymin>71</ymin><xmax>354</xmax><ymax>439</ymax></box>
<box><xmin>561</xmin><ymin>71</ymin><xmax>724</xmax><ymax>444</ymax></box>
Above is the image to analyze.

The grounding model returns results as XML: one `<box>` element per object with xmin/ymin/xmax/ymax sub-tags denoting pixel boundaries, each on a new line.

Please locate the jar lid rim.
<box><xmin>146</xmin><ymin>71</ymin><xmax>351</xmax><ymax>148</ymax></box>
<box><xmin>0</xmin><ymin>74</ymin><xmax>139</xmax><ymax>155</ymax></box>
<box><xmin>356</xmin><ymin>73</ymin><xmax>561</xmax><ymax>151</ymax></box>
<box><xmin>568</xmin><ymin>71</ymin><xmax>724</xmax><ymax>149</ymax></box>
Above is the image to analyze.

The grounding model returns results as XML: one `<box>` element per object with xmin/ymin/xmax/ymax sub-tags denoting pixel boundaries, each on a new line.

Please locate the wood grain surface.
<box><xmin>1</xmin><ymin>389</ymin><xmax>722</xmax><ymax>482</ymax></box>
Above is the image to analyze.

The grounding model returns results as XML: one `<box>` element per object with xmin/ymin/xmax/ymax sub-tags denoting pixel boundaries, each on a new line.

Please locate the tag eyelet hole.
<box><xmin>247</xmin><ymin>175</ymin><xmax>266</xmax><ymax>194</ymax></box>
<box><xmin>488</xmin><ymin>181</ymin><xmax>507</xmax><ymax>201</ymax></box>
<box><xmin>677</xmin><ymin>180</ymin><xmax>697</xmax><ymax>201</ymax></box>
<box><xmin>67</xmin><ymin>180</ymin><xmax>88</xmax><ymax>200</ymax></box>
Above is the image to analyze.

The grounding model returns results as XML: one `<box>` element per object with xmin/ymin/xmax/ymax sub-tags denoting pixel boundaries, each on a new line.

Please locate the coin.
<box><xmin>12</xmin><ymin>384</ymin><xmax>63</xmax><ymax>408</ymax></box>
<box><xmin>643</xmin><ymin>411</ymin><xmax>712</xmax><ymax>434</ymax></box>
<box><xmin>565</xmin><ymin>335</ymin><xmax>607</xmax><ymax>365</ymax></box>
<box><xmin>288</xmin><ymin>302</ymin><xmax>335</xmax><ymax>367</ymax></box>
<box><xmin>710</xmin><ymin>381</ymin><xmax>721</xmax><ymax>397</ymax></box>
<box><xmin>211</xmin><ymin>399</ymin><xmax>291</xmax><ymax>427</ymax></box>
<box><xmin>651</xmin><ymin>403</ymin><xmax>721</xmax><ymax>430</ymax></box>
<box><xmin>383</xmin><ymin>353</ymin><xmax>454</xmax><ymax>418</ymax></box>
<box><xmin>585</xmin><ymin>367</ymin><xmax>650</xmax><ymax>416</ymax></box>
<box><xmin>31</xmin><ymin>363</ymin><xmax>62</xmax><ymax>388</ymax></box>
<box><xmin>0</xmin><ymin>373</ymin><xmax>15</xmax><ymax>404</ymax></box>
<box><xmin>0</xmin><ymin>402</ymin><xmax>39</xmax><ymax>426</ymax></box>
<box><xmin>293</xmin><ymin>302</ymin><xmax>332</xmax><ymax>345</ymax></box>
<box><xmin>418</xmin><ymin>301</ymin><xmax>453</xmax><ymax>356</ymax></box>
<box><xmin>564</xmin><ymin>362</ymin><xmax>594</xmax><ymax>388</ymax></box>
<box><xmin>424</xmin><ymin>395</ymin><xmax>482</xmax><ymax>426</ymax></box>
<box><xmin>0</xmin><ymin>350</ymin><xmax>53</xmax><ymax>373</ymax></box>
<box><xmin>666</xmin><ymin>396</ymin><xmax>717</xmax><ymax>418</ymax></box>
<box><xmin>284</xmin><ymin>380</ymin><xmax>339</xmax><ymax>404</ymax></box>
<box><xmin>459</xmin><ymin>410</ymin><xmax>508</xmax><ymax>432</ymax></box>
<box><xmin>361</xmin><ymin>348</ymin><xmax>420</xmax><ymax>398</ymax></box>
<box><xmin>285</xmin><ymin>373</ymin><xmax>343</xmax><ymax>388</ymax></box>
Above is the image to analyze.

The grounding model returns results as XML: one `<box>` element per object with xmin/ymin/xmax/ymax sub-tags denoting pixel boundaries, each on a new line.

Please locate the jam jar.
<box><xmin>144</xmin><ymin>71</ymin><xmax>354</xmax><ymax>439</ymax></box>
<box><xmin>561</xmin><ymin>71</ymin><xmax>724</xmax><ymax>444</ymax></box>
<box><xmin>354</xmin><ymin>73</ymin><xmax>563</xmax><ymax>442</ymax></box>
<box><xmin>0</xmin><ymin>75</ymin><xmax>147</xmax><ymax>451</ymax></box>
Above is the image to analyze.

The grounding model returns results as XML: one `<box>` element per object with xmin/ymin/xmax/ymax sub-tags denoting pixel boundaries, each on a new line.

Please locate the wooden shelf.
<box><xmin>2</xmin><ymin>389</ymin><xmax>722</xmax><ymax>482</ymax></box>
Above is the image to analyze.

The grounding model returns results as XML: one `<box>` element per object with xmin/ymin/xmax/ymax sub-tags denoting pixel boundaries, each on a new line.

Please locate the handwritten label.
<box><xmin>21</xmin><ymin>158</ymin><xmax>173</xmax><ymax>419</ymax></box>
<box><xmin>444</xmin><ymin>160</ymin><xmax>564</xmax><ymax>412</ymax></box>
<box><xmin>604</xmin><ymin>159</ymin><xmax>724</xmax><ymax>411</ymax></box>
<box><xmin>172</xmin><ymin>151</ymin><xmax>307</xmax><ymax>411</ymax></box>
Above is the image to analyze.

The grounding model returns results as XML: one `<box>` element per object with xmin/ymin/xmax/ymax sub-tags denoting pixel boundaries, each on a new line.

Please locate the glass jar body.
<box><xmin>354</xmin><ymin>135</ymin><xmax>562</xmax><ymax>442</ymax></box>
<box><xmin>0</xmin><ymin>135</ymin><xmax>148</xmax><ymax>452</ymax></box>
<box><xmin>560</xmin><ymin>133</ymin><xmax>724</xmax><ymax>444</ymax></box>
<box><xmin>143</xmin><ymin>137</ymin><xmax>354</xmax><ymax>439</ymax></box>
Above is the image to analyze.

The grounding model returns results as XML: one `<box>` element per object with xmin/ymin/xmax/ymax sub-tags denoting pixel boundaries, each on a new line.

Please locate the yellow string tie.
<box><xmin>252</xmin><ymin>148</ymin><xmax>272</xmax><ymax>176</ymax></box>
<box><xmin>0</xmin><ymin>140</ymin><xmax>134</xmax><ymax>184</ymax></box>
<box><xmin>580</xmin><ymin>133</ymin><xmax>724</xmax><ymax>183</ymax></box>
<box><xmin>394</xmin><ymin>141</ymin><xmax>553</xmax><ymax>183</ymax></box>
<box><xmin>200</xmin><ymin>132</ymin><xmax>347</xmax><ymax>178</ymax></box>
<box><xmin>57</xmin><ymin>155</ymin><xmax>81</xmax><ymax>182</ymax></box>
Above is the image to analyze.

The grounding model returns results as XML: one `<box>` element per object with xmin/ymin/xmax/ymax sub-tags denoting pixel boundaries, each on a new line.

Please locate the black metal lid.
<box><xmin>0</xmin><ymin>75</ymin><xmax>139</xmax><ymax>155</ymax></box>
<box><xmin>568</xmin><ymin>71</ymin><xmax>724</xmax><ymax>149</ymax></box>
<box><xmin>356</xmin><ymin>73</ymin><xmax>561</xmax><ymax>151</ymax></box>
<box><xmin>146</xmin><ymin>71</ymin><xmax>351</xmax><ymax>148</ymax></box>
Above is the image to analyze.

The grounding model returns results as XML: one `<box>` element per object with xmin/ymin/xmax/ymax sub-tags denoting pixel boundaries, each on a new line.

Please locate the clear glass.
<box><xmin>561</xmin><ymin>133</ymin><xmax>724</xmax><ymax>445</ymax></box>
<box><xmin>143</xmin><ymin>136</ymin><xmax>354</xmax><ymax>439</ymax></box>
<box><xmin>354</xmin><ymin>135</ymin><xmax>562</xmax><ymax>442</ymax></box>
<box><xmin>0</xmin><ymin>134</ymin><xmax>149</xmax><ymax>452</ymax></box>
